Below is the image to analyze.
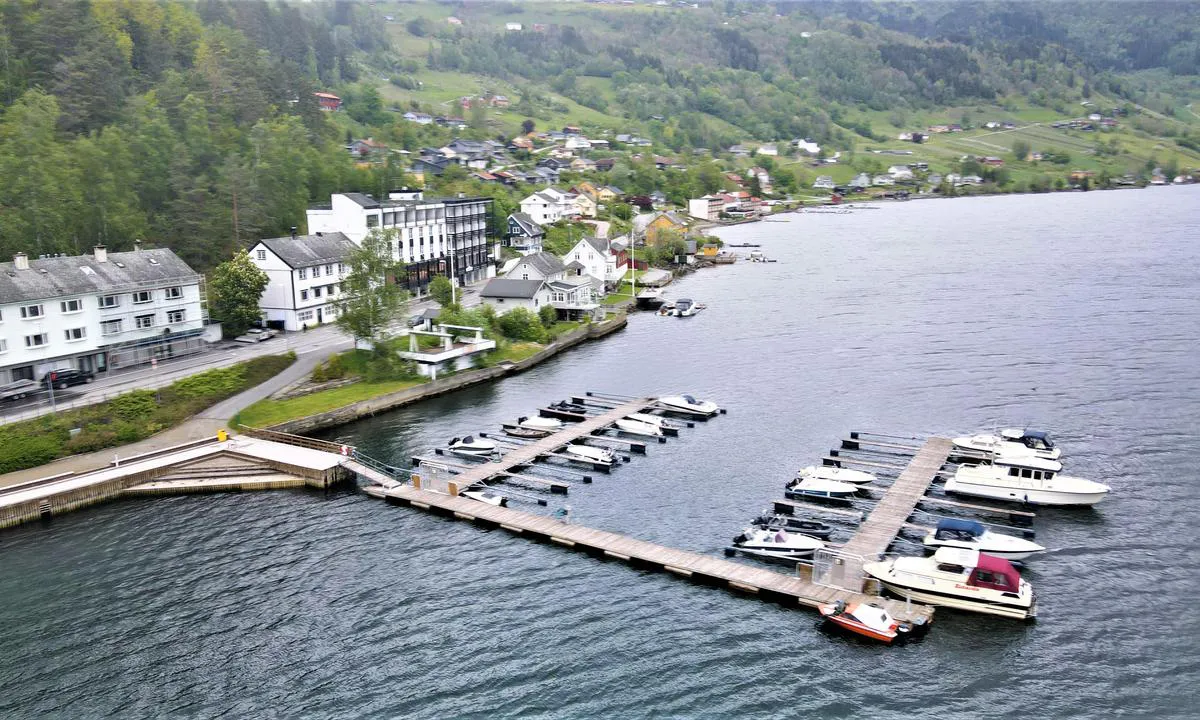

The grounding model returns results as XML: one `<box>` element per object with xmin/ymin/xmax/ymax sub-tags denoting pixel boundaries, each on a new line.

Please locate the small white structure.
<box><xmin>812</xmin><ymin>176</ymin><xmax>836</xmax><ymax>190</ymax></box>
<box><xmin>688</xmin><ymin>195</ymin><xmax>723</xmax><ymax>221</ymax></box>
<box><xmin>505</xmin><ymin>22</ymin><xmax>523</xmax><ymax>31</ymax></box>
<box><xmin>249</xmin><ymin>232</ymin><xmax>355</xmax><ymax>331</ymax></box>
<box><xmin>757</xmin><ymin>144</ymin><xmax>779</xmax><ymax>156</ymax></box>
<box><xmin>519</xmin><ymin>188</ymin><xmax>574</xmax><ymax>225</ymax></box>
<box><xmin>888</xmin><ymin>165</ymin><xmax>914</xmax><ymax>180</ymax></box>
<box><xmin>399</xmin><ymin>324</ymin><xmax>496</xmax><ymax>379</ymax></box>
<box><xmin>479</xmin><ymin>278</ymin><xmax>551</xmax><ymax>313</ymax></box>
<box><xmin>872</xmin><ymin>175</ymin><xmax>895</xmax><ymax>186</ymax></box>
<box><xmin>794</xmin><ymin>138</ymin><xmax>821</xmax><ymax>155</ymax></box>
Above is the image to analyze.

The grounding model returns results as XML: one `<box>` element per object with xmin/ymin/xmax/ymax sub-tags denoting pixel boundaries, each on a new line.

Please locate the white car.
<box><xmin>234</xmin><ymin>328</ymin><xmax>278</xmax><ymax>343</ymax></box>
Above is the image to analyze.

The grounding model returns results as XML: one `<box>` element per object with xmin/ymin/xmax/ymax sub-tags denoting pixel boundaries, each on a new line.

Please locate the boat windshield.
<box><xmin>682</xmin><ymin>394</ymin><xmax>698</xmax><ymax>404</ymax></box>
<box><xmin>849</xmin><ymin>605</ymin><xmax>894</xmax><ymax>633</ymax></box>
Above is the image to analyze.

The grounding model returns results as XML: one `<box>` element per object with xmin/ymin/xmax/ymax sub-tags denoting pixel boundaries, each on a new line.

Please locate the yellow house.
<box><xmin>574</xmin><ymin>181</ymin><xmax>599</xmax><ymax>201</ymax></box>
<box><xmin>699</xmin><ymin>243</ymin><xmax>720</xmax><ymax>257</ymax></box>
<box><xmin>594</xmin><ymin>186</ymin><xmax>620</xmax><ymax>203</ymax></box>
<box><xmin>634</xmin><ymin>211</ymin><xmax>688</xmax><ymax>244</ymax></box>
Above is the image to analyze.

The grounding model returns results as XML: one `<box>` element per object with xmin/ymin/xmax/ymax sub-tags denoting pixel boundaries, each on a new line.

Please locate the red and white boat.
<box><xmin>817</xmin><ymin>600</ymin><xmax>920</xmax><ymax>644</ymax></box>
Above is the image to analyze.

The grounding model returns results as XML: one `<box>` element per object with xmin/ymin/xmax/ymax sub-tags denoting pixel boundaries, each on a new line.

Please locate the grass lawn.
<box><xmin>487</xmin><ymin>341</ymin><xmax>543</xmax><ymax>363</ymax></box>
<box><xmin>234</xmin><ymin>377</ymin><xmax>427</xmax><ymax>429</ymax></box>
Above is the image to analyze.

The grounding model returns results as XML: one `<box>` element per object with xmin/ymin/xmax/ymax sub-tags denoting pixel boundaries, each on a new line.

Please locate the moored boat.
<box><xmin>548</xmin><ymin>400</ymin><xmax>589</xmax><ymax>415</ymax></box>
<box><xmin>818</xmin><ymin>600</ymin><xmax>919</xmax><ymax>644</ymax></box>
<box><xmin>952</xmin><ymin>428</ymin><xmax>1062</xmax><ymax>461</ymax></box>
<box><xmin>731</xmin><ymin>526</ymin><xmax>825</xmax><ymax>560</ymax></box>
<box><xmin>615</xmin><ymin>417</ymin><xmax>663</xmax><ymax>437</ymax></box>
<box><xmin>447</xmin><ymin>435</ymin><xmax>499</xmax><ymax>460</ymax></box>
<box><xmin>863</xmin><ymin>547</ymin><xmax>1037</xmax><ymax>620</ymax></box>
<box><xmin>626</xmin><ymin>412</ymin><xmax>671</xmax><ymax>428</ymax></box>
<box><xmin>945</xmin><ymin>462</ymin><xmax>1110</xmax><ymax>506</ymax></box>
<box><xmin>562</xmin><ymin>443</ymin><xmax>617</xmax><ymax>467</ymax></box>
<box><xmin>518</xmin><ymin>416</ymin><xmax>563</xmax><ymax>434</ymax></box>
<box><xmin>797</xmin><ymin>465</ymin><xmax>876</xmax><ymax>486</ymax></box>
<box><xmin>785</xmin><ymin>475</ymin><xmax>859</xmax><ymax>500</ymax></box>
<box><xmin>461</xmin><ymin>488</ymin><xmax>508</xmax><ymax>507</ymax></box>
<box><xmin>922</xmin><ymin>518</ymin><xmax>1045</xmax><ymax>561</ymax></box>
<box><xmin>750</xmin><ymin>513</ymin><xmax>833</xmax><ymax>540</ymax></box>
<box><xmin>657</xmin><ymin>394</ymin><xmax>720</xmax><ymax>416</ymax></box>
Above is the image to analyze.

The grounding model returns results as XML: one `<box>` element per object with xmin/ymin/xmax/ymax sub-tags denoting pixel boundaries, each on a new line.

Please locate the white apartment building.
<box><xmin>0</xmin><ymin>246</ymin><xmax>207</xmax><ymax>384</ymax></box>
<box><xmin>519</xmin><ymin>188</ymin><xmax>574</xmax><ymax>225</ymax></box>
<box><xmin>249</xmin><ymin>232</ymin><xmax>355</xmax><ymax>331</ymax></box>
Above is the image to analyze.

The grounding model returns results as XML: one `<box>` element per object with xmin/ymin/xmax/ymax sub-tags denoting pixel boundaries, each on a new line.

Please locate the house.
<box><xmin>873</xmin><ymin>175</ymin><xmax>895</xmax><ymax>186</ymax></box>
<box><xmin>927</xmin><ymin>173</ymin><xmax>944</xmax><ymax>186</ymax></box>
<box><xmin>728</xmin><ymin>144</ymin><xmax>751</xmax><ymax>157</ymax></box>
<box><xmin>546</xmin><ymin>275</ymin><xmax>603</xmax><ymax>320</ymax></box>
<box><xmin>509</xmin><ymin>136</ymin><xmax>534</xmax><ymax>151</ymax></box>
<box><xmin>0</xmin><ymin>246</ymin><xmax>208</xmax><ymax>383</ymax></box>
<box><xmin>507</xmin><ymin>213</ymin><xmax>545</xmax><ymax>255</ymax></box>
<box><xmin>980</xmin><ymin>157</ymin><xmax>1005</xmax><ymax>167</ymax></box>
<box><xmin>403</xmin><ymin>111</ymin><xmax>433</xmax><ymax>125</ymax></box>
<box><xmin>348</xmin><ymin>138</ymin><xmax>388</xmax><ymax>159</ymax></box>
<box><xmin>598</xmin><ymin>186</ymin><xmax>622</xmax><ymax>203</ymax></box>
<box><xmin>564</xmin><ymin>136</ymin><xmax>591</xmax><ymax>151</ymax></box>
<box><xmin>794</xmin><ymin>138</ymin><xmax>821</xmax><ymax>155</ymax></box>
<box><xmin>614</xmin><ymin>134</ymin><xmax>632</xmax><ymax>144</ymax></box>
<box><xmin>411</xmin><ymin>156</ymin><xmax>450</xmax><ymax>177</ymax></box>
<box><xmin>649</xmin><ymin>190</ymin><xmax>667</xmax><ymax>208</ymax></box>
<box><xmin>488</xmin><ymin>95</ymin><xmax>510</xmax><ymax>108</ymax></box>
<box><xmin>563</xmin><ymin>236</ymin><xmax>611</xmax><ymax>288</ymax></box>
<box><xmin>519</xmin><ymin>188</ymin><xmax>573</xmax><ymax>225</ymax></box>
<box><xmin>479</xmin><ymin>278</ymin><xmax>550</xmax><ymax>314</ymax></box>
<box><xmin>313</xmin><ymin>92</ymin><xmax>341</xmax><ymax>111</ymax></box>
<box><xmin>724</xmin><ymin>172</ymin><xmax>745</xmax><ymax>187</ymax></box>
<box><xmin>504</xmin><ymin>251</ymin><xmax>566</xmax><ymax>282</ymax></box>
<box><xmin>249</xmin><ymin>232</ymin><xmax>355</xmax><ymax>332</ymax></box>
<box><xmin>887</xmin><ymin>165</ymin><xmax>914</xmax><ymax>180</ymax></box>
<box><xmin>688</xmin><ymin>195</ymin><xmax>724</xmax><ymax>221</ymax></box>
<box><xmin>572</xmin><ymin>181</ymin><xmax>599</xmax><ymax>200</ymax></box>
<box><xmin>812</xmin><ymin>176</ymin><xmax>836</xmax><ymax>190</ymax></box>
<box><xmin>505</xmin><ymin>22</ymin><xmax>523</xmax><ymax>31</ymax></box>
<box><xmin>1069</xmin><ymin>170</ymin><xmax>1096</xmax><ymax>183</ymax></box>
<box><xmin>747</xmin><ymin>166</ymin><xmax>773</xmax><ymax>193</ymax></box>
<box><xmin>633</xmin><ymin>211</ymin><xmax>687</xmax><ymax>244</ymax></box>
<box><xmin>756</xmin><ymin>144</ymin><xmax>779</xmax><ymax>156</ymax></box>
<box><xmin>851</xmin><ymin>173</ymin><xmax>872</xmax><ymax>189</ymax></box>
<box><xmin>595</xmin><ymin>158</ymin><xmax>616</xmax><ymax>172</ymax></box>
<box><xmin>570</xmin><ymin>157</ymin><xmax>596</xmax><ymax>172</ymax></box>
<box><xmin>572</xmin><ymin>193</ymin><xmax>598</xmax><ymax>218</ymax></box>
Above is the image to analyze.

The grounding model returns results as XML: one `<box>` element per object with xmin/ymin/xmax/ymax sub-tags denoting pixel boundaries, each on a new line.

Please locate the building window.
<box><xmin>313</xmin><ymin>287</ymin><xmax>322</xmax><ymax>298</ymax></box>
<box><xmin>167</xmin><ymin>309</ymin><xmax>185</xmax><ymax>324</ymax></box>
<box><xmin>60</xmin><ymin>299</ymin><xmax>82</xmax><ymax>314</ymax></box>
<box><xmin>99</xmin><ymin>295</ymin><xmax>120</xmax><ymax>309</ymax></box>
<box><xmin>19</xmin><ymin>304</ymin><xmax>43</xmax><ymax>319</ymax></box>
<box><xmin>101</xmin><ymin>319</ymin><xmax>122</xmax><ymax>336</ymax></box>
<box><xmin>132</xmin><ymin>290</ymin><xmax>152</xmax><ymax>304</ymax></box>
<box><xmin>338</xmin><ymin>263</ymin><xmax>345</xmax><ymax>274</ymax></box>
<box><xmin>64</xmin><ymin>327</ymin><xmax>86</xmax><ymax>342</ymax></box>
<box><xmin>298</xmin><ymin>268</ymin><xmax>307</xmax><ymax>280</ymax></box>
<box><xmin>24</xmin><ymin>333</ymin><xmax>48</xmax><ymax>347</ymax></box>
<box><xmin>366</xmin><ymin>215</ymin><xmax>379</xmax><ymax>228</ymax></box>
<box><xmin>297</xmin><ymin>310</ymin><xmax>314</xmax><ymax>322</ymax></box>
<box><xmin>256</xmin><ymin>249</ymin><xmax>266</xmax><ymax>261</ymax></box>
<box><xmin>325</xmin><ymin>264</ymin><xmax>333</xmax><ymax>276</ymax></box>
<box><xmin>300</xmin><ymin>290</ymin><xmax>309</xmax><ymax>301</ymax></box>
<box><xmin>135</xmin><ymin>314</ymin><xmax>154</xmax><ymax>329</ymax></box>
<box><xmin>0</xmin><ymin>339</ymin><xmax>6</xmax><ymax>353</ymax></box>
<box><xmin>165</xmin><ymin>287</ymin><xmax>183</xmax><ymax>300</ymax></box>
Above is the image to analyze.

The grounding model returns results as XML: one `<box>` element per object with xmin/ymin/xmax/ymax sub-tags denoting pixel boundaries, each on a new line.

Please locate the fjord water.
<box><xmin>2</xmin><ymin>188</ymin><xmax>1198</xmax><ymax>718</ymax></box>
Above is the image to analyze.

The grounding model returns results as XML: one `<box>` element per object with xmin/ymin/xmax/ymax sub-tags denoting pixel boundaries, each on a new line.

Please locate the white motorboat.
<box><xmin>518</xmin><ymin>416</ymin><xmax>563</xmax><ymax>433</ymax></box>
<box><xmin>863</xmin><ymin>547</ymin><xmax>1037</xmax><ymax>620</ymax></box>
<box><xmin>731</xmin><ymin>526</ymin><xmax>825</xmax><ymax>560</ymax></box>
<box><xmin>562</xmin><ymin>443</ymin><xmax>617</xmax><ymax>466</ymax></box>
<box><xmin>796</xmin><ymin>465</ymin><xmax>876</xmax><ymax>486</ymax></box>
<box><xmin>615</xmin><ymin>417</ymin><xmax>663</xmax><ymax>437</ymax></box>
<box><xmin>657</xmin><ymin>394</ymin><xmax>720</xmax><ymax>416</ymax></box>
<box><xmin>952</xmin><ymin>428</ymin><xmax>1062</xmax><ymax>461</ymax></box>
<box><xmin>992</xmin><ymin>454</ymin><xmax>1063</xmax><ymax>474</ymax></box>
<box><xmin>922</xmin><ymin>518</ymin><xmax>1045</xmax><ymax>561</ymax></box>
<box><xmin>751</xmin><ymin>513</ymin><xmax>834</xmax><ymax>540</ymax></box>
<box><xmin>447</xmin><ymin>435</ymin><xmax>498</xmax><ymax>460</ymax></box>
<box><xmin>674</xmin><ymin>298</ymin><xmax>704</xmax><ymax>317</ymax></box>
<box><xmin>945</xmin><ymin>463</ymin><xmax>1110</xmax><ymax>506</ymax></box>
<box><xmin>461</xmin><ymin>488</ymin><xmax>508</xmax><ymax>507</ymax></box>
<box><xmin>786</xmin><ymin>475</ymin><xmax>859</xmax><ymax>500</ymax></box>
<box><xmin>626</xmin><ymin>412</ymin><xmax>671</xmax><ymax>428</ymax></box>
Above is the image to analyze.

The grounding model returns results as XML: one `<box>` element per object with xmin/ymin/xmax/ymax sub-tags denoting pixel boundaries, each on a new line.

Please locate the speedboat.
<box><xmin>786</xmin><ymin>475</ymin><xmax>859</xmax><ymax>500</ymax></box>
<box><xmin>818</xmin><ymin>600</ymin><xmax>921</xmax><ymax>644</ymax></box>
<box><xmin>517</xmin><ymin>416</ymin><xmax>563</xmax><ymax>435</ymax></box>
<box><xmin>675</xmin><ymin>298</ymin><xmax>696</xmax><ymax>317</ymax></box>
<box><xmin>657</xmin><ymin>394</ymin><xmax>720</xmax><ymax>416</ymax></box>
<box><xmin>952</xmin><ymin>428</ymin><xmax>1062</xmax><ymax>461</ymax></box>
<box><xmin>461</xmin><ymin>488</ymin><xmax>508</xmax><ymax>507</ymax></box>
<box><xmin>863</xmin><ymin>547</ymin><xmax>1037</xmax><ymax>620</ymax></box>
<box><xmin>945</xmin><ymin>463</ymin><xmax>1110</xmax><ymax>506</ymax></box>
<box><xmin>447</xmin><ymin>435</ymin><xmax>498</xmax><ymax>460</ymax></box>
<box><xmin>796</xmin><ymin>465</ymin><xmax>876</xmax><ymax>486</ymax></box>
<box><xmin>615</xmin><ymin>417</ymin><xmax>663</xmax><ymax>437</ymax></box>
<box><xmin>562</xmin><ymin>443</ymin><xmax>616</xmax><ymax>467</ymax></box>
<box><xmin>750</xmin><ymin>513</ymin><xmax>833</xmax><ymax>540</ymax></box>
<box><xmin>549</xmin><ymin>400</ymin><xmax>588</xmax><ymax>415</ymax></box>
<box><xmin>626</xmin><ymin>412</ymin><xmax>671</xmax><ymax>428</ymax></box>
<box><xmin>922</xmin><ymin>518</ymin><xmax>1045</xmax><ymax>561</ymax></box>
<box><xmin>731</xmin><ymin>526</ymin><xmax>825</xmax><ymax>560</ymax></box>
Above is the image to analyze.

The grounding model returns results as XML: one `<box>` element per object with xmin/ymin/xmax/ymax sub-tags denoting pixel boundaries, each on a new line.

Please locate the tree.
<box><xmin>498</xmin><ymin>308</ymin><xmax>547</xmax><ymax>342</ymax></box>
<box><xmin>521</xmin><ymin>118</ymin><xmax>535</xmax><ymax>134</ymax></box>
<box><xmin>336</xmin><ymin>229</ymin><xmax>407</xmax><ymax>344</ymax></box>
<box><xmin>1011</xmin><ymin>139</ymin><xmax>1031</xmax><ymax>162</ymax></box>
<box><xmin>209</xmin><ymin>250</ymin><xmax>269</xmax><ymax>338</ymax></box>
<box><xmin>538</xmin><ymin>304</ymin><xmax>557</xmax><ymax>328</ymax></box>
<box><xmin>429</xmin><ymin>275</ymin><xmax>456</xmax><ymax>308</ymax></box>
<box><xmin>611</xmin><ymin>202</ymin><xmax>633</xmax><ymax>221</ymax></box>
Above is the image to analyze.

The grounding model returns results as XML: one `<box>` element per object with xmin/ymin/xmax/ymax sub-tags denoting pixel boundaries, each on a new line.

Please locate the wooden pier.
<box><xmin>839</xmin><ymin>437</ymin><xmax>954</xmax><ymax>559</ymax></box>
<box><xmin>374</xmin><ymin>483</ymin><xmax>935</xmax><ymax>625</ymax></box>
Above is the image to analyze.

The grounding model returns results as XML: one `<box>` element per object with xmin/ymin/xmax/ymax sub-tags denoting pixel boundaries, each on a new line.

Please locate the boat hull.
<box><xmin>874</xmin><ymin>579</ymin><xmax>1036</xmax><ymax>620</ymax></box>
<box><xmin>944</xmin><ymin>478</ymin><xmax>1108</xmax><ymax>506</ymax></box>
<box><xmin>818</xmin><ymin>605</ymin><xmax>900</xmax><ymax>644</ymax></box>
<box><xmin>922</xmin><ymin>539</ymin><xmax>1042</xmax><ymax>561</ymax></box>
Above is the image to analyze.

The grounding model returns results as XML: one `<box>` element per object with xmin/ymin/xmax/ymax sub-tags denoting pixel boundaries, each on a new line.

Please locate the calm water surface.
<box><xmin>2</xmin><ymin>188</ymin><xmax>1199</xmax><ymax>718</ymax></box>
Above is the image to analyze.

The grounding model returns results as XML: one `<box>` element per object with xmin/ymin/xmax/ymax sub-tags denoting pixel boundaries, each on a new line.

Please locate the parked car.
<box><xmin>234</xmin><ymin>327</ymin><xmax>278</xmax><ymax>343</ymax></box>
<box><xmin>40</xmin><ymin>368</ymin><xmax>95</xmax><ymax>390</ymax></box>
<box><xmin>0</xmin><ymin>379</ymin><xmax>40</xmax><ymax>401</ymax></box>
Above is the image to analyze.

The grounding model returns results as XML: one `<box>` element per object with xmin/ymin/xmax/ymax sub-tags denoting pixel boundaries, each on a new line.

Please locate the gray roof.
<box><xmin>256</xmin><ymin>233</ymin><xmax>356</xmax><ymax>269</ymax></box>
<box><xmin>341</xmin><ymin>192</ymin><xmax>380</xmax><ymax>208</ymax></box>
<box><xmin>565</xmin><ymin>260</ymin><xmax>586</xmax><ymax>272</ymax></box>
<box><xmin>583</xmin><ymin>236</ymin><xmax>608</xmax><ymax>255</ymax></box>
<box><xmin>0</xmin><ymin>249</ymin><xmax>198</xmax><ymax>305</ymax></box>
<box><xmin>508</xmin><ymin>251</ymin><xmax>565</xmax><ymax>278</ymax></box>
<box><xmin>509</xmin><ymin>212</ymin><xmax>544</xmax><ymax>236</ymax></box>
<box><xmin>480</xmin><ymin>278</ymin><xmax>546</xmax><ymax>299</ymax></box>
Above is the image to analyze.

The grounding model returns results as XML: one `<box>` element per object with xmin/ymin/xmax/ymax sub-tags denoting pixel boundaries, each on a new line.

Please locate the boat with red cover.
<box><xmin>818</xmin><ymin>600</ymin><xmax>921</xmax><ymax>644</ymax></box>
<box><xmin>863</xmin><ymin>547</ymin><xmax>1037</xmax><ymax>620</ymax></box>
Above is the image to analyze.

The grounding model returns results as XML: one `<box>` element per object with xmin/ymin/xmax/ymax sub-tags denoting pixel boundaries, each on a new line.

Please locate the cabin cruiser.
<box><xmin>750</xmin><ymin>513</ymin><xmax>833</xmax><ymax>540</ymax></box>
<box><xmin>922</xmin><ymin>518</ymin><xmax>1045</xmax><ymax>561</ymax></box>
<box><xmin>818</xmin><ymin>600</ymin><xmax>920</xmax><ymax>644</ymax></box>
<box><xmin>657</xmin><ymin>394</ymin><xmax>720</xmax><ymax>416</ymax></box>
<box><xmin>796</xmin><ymin>465</ymin><xmax>876</xmax><ymax>486</ymax></box>
<box><xmin>863</xmin><ymin>547</ymin><xmax>1037</xmax><ymax>620</ymax></box>
<box><xmin>786</xmin><ymin>475</ymin><xmax>859</xmax><ymax>500</ymax></box>
<box><xmin>952</xmin><ymin>428</ymin><xmax>1062</xmax><ymax>461</ymax></box>
<box><xmin>562</xmin><ymin>443</ymin><xmax>617</xmax><ymax>467</ymax></box>
<box><xmin>731</xmin><ymin>526</ymin><xmax>825</xmax><ymax>561</ymax></box>
<box><xmin>461</xmin><ymin>488</ymin><xmax>508</xmax><ymax>507</ymax></box>
<box><xmin>615</xmin><ymin>417</ymin><xmax>663</xmax><ymax>437</ymax></box>
<box><xmin>447</xmin><ymin>436</ymin><xmax>499</xmax><ymax>460</ymax></box>
<box><xmin>945</xmin><ymin>462</ymin><xmax>1110</xmax><ymax>506</ymax></box>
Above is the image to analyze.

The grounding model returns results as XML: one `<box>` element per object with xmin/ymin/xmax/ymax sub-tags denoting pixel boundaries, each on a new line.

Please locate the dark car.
<box><xmin>40</xmin><ymin>368</ymin><xmax>95</xmax><ymax>390</ymax></box>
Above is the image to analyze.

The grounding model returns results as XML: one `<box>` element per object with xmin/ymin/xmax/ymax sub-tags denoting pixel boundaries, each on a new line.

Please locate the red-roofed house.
<box><xmin>314</xmin><ymin>92</ymin><xmax>342</xmax><ymax>111</ymax></box>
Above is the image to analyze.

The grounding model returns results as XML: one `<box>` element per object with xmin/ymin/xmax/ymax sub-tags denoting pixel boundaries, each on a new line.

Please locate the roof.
<box><xmin>564</xmin><ymin>260</ymin><xmax>586</xmax><ymax>272</ymax></box>
<box><xmin>509</xmin><ymin>251</ymin><xmax>565</xmax><ymax>278</ymax></box>
<box><xmin>480</xmin><ymin>278</ymin><xmax>546</xmax><ymax>299</ymax></box>
<box><xmin>341</xmin><ymin>192</ymin><xmax>380</xmax><ymax>208</ymax></box>
<box><xmin>508</xmin><ymin>213</ymin><xmax>545</xmax><ymax>236</ymax></box>
<box><xmin>0</xmin><ymin>249</ymin><xmax>198</xmax><ymax>305</ymax></box>
<box><xmin>583</xmin><ymin>236</ymin><xmax>608</xmax><ymax>255</ymax></box>
<box><xmin>256</xmin><ymin>232</ymin><xmax>356</xmax><ymax>269</ymax></box>
<box><xmin>971</xmin><ymin>552</ymin><xmax>1021</xmax><ymax>591</ymax></box>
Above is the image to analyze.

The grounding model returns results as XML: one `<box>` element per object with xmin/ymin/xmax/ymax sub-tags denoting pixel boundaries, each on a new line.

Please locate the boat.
<box><xmin>657</xmin><ymin>394</ymin><xmax>720</xmax><ymax>416</ymax></box>
<box><xmin>796</xmin><ymin>465</ymin><xmax>876</xmax><ymax>486</ymax></box>
<box><xmin>626</xmin><ymin>412</ymin><xmax>671</xmax><ymax>428</ymax></box>
<box><xmin>504</xmin><ymin>425</ymin><xmax>548</xmax><ymax>439</ymax></box>
<box><xmin>818</xmin><ymin>600</ymin><xmax>920</xmax><ymax>644</ymax></box>
<box><xmin>992</xmin><ymin>454</ymin><xmax>1063</xmax><ymax>474</ymax></box>
<box><xmin>952</xmin><ymin>428</ymin><xmax>1062</xmax><ymax>461</ymax></box>
<box><xmin>922</xmin><ymin>518</ymin><xmax>1045</xmax><ymax>561</ymax></box>
<box><xmin>562</xmin><ymin>443</ymin><xmax>617</xmax><ymax>466</ymax></box>
<box><xmin>785</xmin><ymin>475</ymin><xmax>860</xmax><ymax>500</ymax></box>
<box><xmin>461</xmin><ymin>488</ymin><xmax>508</xmax><ymax>507</ymax></box>
<box><xmin>750</xmin><ymin>513</ymin><xmax>833</xmax><ymax>540</ymax></box>
<box><xmin>615</xmin><ymin>417</ymin><xmax>663</xmax><ymax>437</ymax></box>
<box><xmin>518</xmin><ymin>416</ymin><xmax>563</xmax><ymax>432</ymax></box>
<box><xmin>656</xmin><ymin>301</ymin><xmax>676</xmax><ymax>317</ymax></box>
<box><xmin>748</xmin><ymin>250</ymin><xmax>767</xmax><ymax>262</ymax></box>
<box><xmin>674</xmin><ymin>298</ymin><xmax>696</xmax><ymax>317</ymax></box>
<box><xmin>731</xmin><ymin>526</ymin><xmax>825</xmax><ymax>560</ymax></box>
<box><xmin>944</xmin><ymin>462</ymin><xmax>1110</xmax><ymax>506</ymax></box>
<box><xmin>447</xmin><ymin>435</ymin><xmax>499</xmax><ymax>460</ymax></box>
<box><xmin>548</xmin><ymin>400</ymin><xmax>588</xmax><ymax>415</ymax></box>
<box><xmin>863</xmin><ymin>547</ymin><xmax>1037</xmax><ymax>620</ymax></box>
<box><xmin>635</xmin><ymin>288</ymin><xmax>666</xmax><ymax>310</ymax></box>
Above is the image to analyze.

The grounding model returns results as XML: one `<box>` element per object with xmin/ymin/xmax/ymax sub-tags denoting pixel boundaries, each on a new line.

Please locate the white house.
<box><xmin>812</xmin><ymin>176</ymin><xmax>836</xmax><ymax>190</ymax></box>
<box><xmin>479</xmin><ymin>278</ymin><xmax>550</xmax><ymax>313</ymax></box>
<box><xmin>249</xmin><ymin>232</ymin><xmax>355</xmax><ymax>332</ymax></box>
<box><xmin>887</xmin><ymin>165</ymin><xmax>914</xmax><ymax>180</ymax></box>
<box><xmin>505</xmin><ymin>252</ymin><xmax>566</xmax><ymax>283</ymax></box>
<box><xmin>519</xmin><ymin>188</ymin><xmax>573</xmax><ymax>225</ymax></box>
<box><xmin>505</xmin><ymin>22</ymin><xmax>523</xmax><ymax>31</ymax></box>
<box><xmin>506</xmin><ymin>213</ymin><xmax>545</xmax><ymax>255</ymax></box>
<box><xmin>0</xmin><ymin>246</ymin><xmax>207</xmax><ymax>384</ymax></box>
<box><xmin>757</xmin><ymin>144</ymin><xmax>779</xmax><ymax>156</ymax></box>
<box><xmin>563</xmin><ymin>237</ymin><xmax>611</xmax><ymax>289</ymax></box>
<box><xmin>873</xmin><ymin>175</ymin><xmax>896</xmax><ymax>186</ymax></box>
<box><xmin>794</xmin><ymin>139</ymin><xmax>821</xmax><ymax>155</ymax></box>
<box><xmin>851</xmin><ymin>172</ymin><xmax>872</xmax><ymax>188</ymax></box>
<box><xmin>572</xmin><ymin>193</ymin><xmax>597</xmax><ymax>218</ymax></box>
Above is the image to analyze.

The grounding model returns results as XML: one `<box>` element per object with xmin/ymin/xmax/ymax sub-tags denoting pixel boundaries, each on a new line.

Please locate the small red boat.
<box><xmin>818</xmin><ymin>600</ymin><xmax>919</xmax><ymax>644</ymax></box>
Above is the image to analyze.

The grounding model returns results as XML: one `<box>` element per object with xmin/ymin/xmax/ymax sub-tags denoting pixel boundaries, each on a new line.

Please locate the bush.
<box><xmin>311</xmin><ymin>354</ymin><xmax>347</xmax><ymax>382</ymax></box>
<box><xmin>538</xmin><ymin>304</ymin><xmax>558</xmax><ymax>328</ymax></box>
<box><xmin>498</xmin><ymin>308</ymin><xmax>547</xmax><ymax>342</ymax></box>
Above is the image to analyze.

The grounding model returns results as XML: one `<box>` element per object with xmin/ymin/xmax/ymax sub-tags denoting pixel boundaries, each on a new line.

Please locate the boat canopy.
<box><xmin>681</xmin><ymin>394</ymin><xmax>698</xmax><ymax>404</ymax></box>
<box><xmin>1001</xmin><ymin>428</ymin><xmax>1055</xmax><ymax>449</ymax></box>
<box><xmin>849</xmin><ymin>603</ymin><xmax>894</xmax><ymax>634</ymax></box>
<box><xmin>934</xmin><ymin>518</ymin><xmax>985</xmax><ymax>539</ymax></box>
<box><xmin>968</xmin><ymin>553</ymin><xmax>1021</xmax><ymax>591</ymax></box>
<box><xmin>994</xmin><ymin>455</ymin><xmax>1061</xmax><ymax>472</ymax></box>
